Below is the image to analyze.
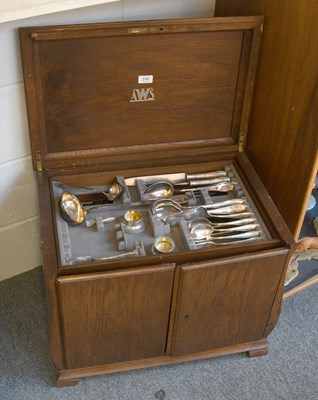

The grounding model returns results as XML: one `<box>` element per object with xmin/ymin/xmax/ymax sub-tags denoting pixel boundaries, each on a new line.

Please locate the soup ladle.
<box><xmin>56</xmin><ymin>180</ymin><xmax>123</xmax><ymax>202</ymax></box>
<box><xmin>59</xmin><ymin>192</ymin><xmax>91</xmax><ymax>225</ymax></box>
<box><xmin>59</xmin><ymin>192</ymin><xmax>120</xmax><ymax>225</ymax></box>
<box><xmin>59</xmin><ymin>182</ymin><xmax>124</xmax><ymax>225</ymax></box>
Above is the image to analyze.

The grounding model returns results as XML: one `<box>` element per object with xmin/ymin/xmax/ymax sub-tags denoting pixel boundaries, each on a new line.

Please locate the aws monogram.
<box><xmin>130</xmin><ymin>88</ymin><xmax>155</xmax><ymax>102</ymax></box>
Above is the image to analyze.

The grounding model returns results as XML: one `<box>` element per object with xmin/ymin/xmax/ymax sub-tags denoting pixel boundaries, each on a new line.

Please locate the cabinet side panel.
<box><xmin>172</xmin><ymin>251</ymin><xmax>287</xmax><ymax>356</ymax></box>
<box><xmin>216</xmin><ymin>0</ymin><xmax>318</xmax><ymax>237</ymax></box>
<box><xmin>58</xmin><ymin>266</ymin><xmax>174</xmax><ymax>369</ymax></box>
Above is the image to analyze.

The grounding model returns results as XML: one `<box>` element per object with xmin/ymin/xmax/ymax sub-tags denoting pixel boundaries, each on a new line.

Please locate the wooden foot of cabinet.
<box><xmin>56</xmin><ymin>377</ymin><xmax>79</xmax><ymax>387</ymax></box>
<box><xmin>247</xmin><ymin>346</ymin><xmax>269</xmax><ymax>358</ymax></box>
<box><xmin>53</xmin><ymin>340</ymin><xmax>270</xmax><ymax>386</ymax></box>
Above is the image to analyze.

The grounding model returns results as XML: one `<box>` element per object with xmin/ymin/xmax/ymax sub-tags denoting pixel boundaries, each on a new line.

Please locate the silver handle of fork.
<box><xmin>202</xmin><ymin>199</ymin><xmax>244</xmax><ymax>209</ymax></box>
<box><xmin>205</xmin><ymin>204</ymin><xmax>247</xmax><ymax>214</ymax></box>
<box><xmin>196</xmin><ymin>236</ymin><xmax>262</xmax><ymax>248</ymax></box>
<box><xmin>195</xmin><ymin>231</ymin><xmax>260</xmax><ymax>242</ymax></box>
<box><xmin>186</xmin><ymin>171</ymin><xmax>227</xmax><ymax>179</ymax></box>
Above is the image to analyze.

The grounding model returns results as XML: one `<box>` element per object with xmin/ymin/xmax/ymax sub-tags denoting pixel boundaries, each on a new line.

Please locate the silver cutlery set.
<box><xmin>53</xmin><ymin>165</ymin><xmax>267</xmax><ymax>264</ymax></box>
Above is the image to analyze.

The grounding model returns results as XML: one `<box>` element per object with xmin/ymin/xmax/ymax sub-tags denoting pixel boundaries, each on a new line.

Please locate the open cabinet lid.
<box><xmin>19</xmin><ymin>16</ymin><xmax>263</xmax><ymax>171</ymax></box>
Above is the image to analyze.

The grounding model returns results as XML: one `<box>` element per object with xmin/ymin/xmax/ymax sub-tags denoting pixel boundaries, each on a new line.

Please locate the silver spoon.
<box><xmin>165</xmin><ymin>207</ymin><xmax>255</xmax><ymax>225</ymax></box>
<box><xmin>152</xmin><ymin>198</ymin><xmax>244</xmax><ymax>212</ymax></box>
<box><xmin>191</xmin><ymin>223</ymin><xmax>260</xmax><ymax>239</ymax></box>
<box><xmin>188</xmin><ymin>217</ymin><xmax>257</xmax><ymax>228</ymax></box>
<box><xmin>152</xmin><ymin>199</ymin><xmax>247</xmax><ymax>219</ymax></box>
<box><xmin>143</xmin><ymin>180</ymin><xmax>234</xmax><ymax>200</ymax></box>
<box><xmin>157</xmin><ymin>207</ymin><xmax>251</xmax><ymax>222</ymax></box>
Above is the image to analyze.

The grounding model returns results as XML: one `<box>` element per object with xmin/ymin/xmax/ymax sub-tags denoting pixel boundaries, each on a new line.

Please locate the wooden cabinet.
<box><xmin>19</xmin><ymin>17</ymin><xmax>295</xmax><ymax>386</ymax></box>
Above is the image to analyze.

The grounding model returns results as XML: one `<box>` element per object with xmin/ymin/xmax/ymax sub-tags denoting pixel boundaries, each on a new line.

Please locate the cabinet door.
<box><xmin>171</xmin><ymin>250</ymin><xmax>288</xmax><ymax>356</ymax></box>
<box><xmin>57</xmin><ymin>264</ymin><xmax>175</xmax><ymax>369</ymax></box>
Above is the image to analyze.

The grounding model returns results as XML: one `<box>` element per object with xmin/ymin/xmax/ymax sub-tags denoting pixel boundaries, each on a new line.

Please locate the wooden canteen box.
<box><xmin>19</xmin><ymin>17</ymin><xmax>295</xmax><ymax>387</ymax></box>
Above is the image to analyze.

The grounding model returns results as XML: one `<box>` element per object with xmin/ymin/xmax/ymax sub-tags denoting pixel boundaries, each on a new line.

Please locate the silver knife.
<box><xmin>125</xmin><ymin>170</ymin><xmax>227</xmax><ymax>186</ymax></box>
<box><xmin>174</xmin><ymin>177</ymin><xmax>231</xmax><ymax>188</ymax></box>
<box><xmin>125</xmin><ymin>172</ymin><xmax>185</xmax><ymax>186</ymax></box>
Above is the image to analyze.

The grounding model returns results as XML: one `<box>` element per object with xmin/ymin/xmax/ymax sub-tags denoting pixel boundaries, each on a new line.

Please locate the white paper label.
<box><xmin>138</xmin><ymin>75</ymin><xmax>154</xmax><ymax>84</ymax></box>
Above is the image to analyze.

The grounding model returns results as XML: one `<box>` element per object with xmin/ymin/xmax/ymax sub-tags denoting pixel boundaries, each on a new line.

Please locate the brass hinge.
<box><xmin>36</xmin><ymin>151</ymin><xmax>42</xmax><ymax>172</ymax></box>
<box><xmin>239</xmin><ymin>132</ymin><xmax>246</xmax><ymax>152</ymax></box>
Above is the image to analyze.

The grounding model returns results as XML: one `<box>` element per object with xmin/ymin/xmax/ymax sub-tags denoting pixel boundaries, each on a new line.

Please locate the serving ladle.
<box><xmin>59</xmin><ymin>181</ymin><xmax>124</xmax><ymax>224</ymax></box>
<box><xmin>56</xmin><ymin>181</ymin><xmax>123</xmax><ymax>202</ymax></box>
<box><xmin>143</xmin><ymin>180</ymin><xmax>234</xmax><ymax>200</ymax></box>
<box><xmin>59</xmin><ymin>192</ymin><xmax>117</xmax><ymax>225</ymax></box>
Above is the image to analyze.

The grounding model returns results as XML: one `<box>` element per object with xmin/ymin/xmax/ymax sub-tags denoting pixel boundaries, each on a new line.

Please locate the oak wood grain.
<box><xmin>171</xmin><ymin>250</ymin><xmax>288</xmax><ymax>356</ymax></box>
<box><xmin>58</xmin><ymin>265</ymin><xmax>175</xmax><ymax>369</ymax></box>
<box><xmin>20</xmin><ymin>17</ymin><xmax>263</xmax><ymax>171</ymax></box>
<box><xmin>215</xmin><ymin>0</ymin><xmax>318</xmax><ymax>237</ymax></box>
<box><xmin>19</xmin><ymin>16</ymin><xmax>294</xmax><ymax>385</ymax></box>
<box><xmin>56</xmin><ymin>339</ymin><xmax>269</xmax><ymax>386</ymax></box>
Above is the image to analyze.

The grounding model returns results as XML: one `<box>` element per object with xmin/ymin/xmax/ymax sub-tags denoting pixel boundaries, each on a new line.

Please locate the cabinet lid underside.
<box><xmin>20</xmin><ymin>16</ymin><xmax>263</xmax><ymax>171</ymax></box>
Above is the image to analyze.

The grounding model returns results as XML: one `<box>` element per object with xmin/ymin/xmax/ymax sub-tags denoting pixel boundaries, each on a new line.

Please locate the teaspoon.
<box><xmin>152</xmin><ymin>198</ymin><xmax>244</xmax><ymax>212</ymax></box>
<box><xmin>191</xmin><ymin>223</ymin><xmax>260</xmax><ymax>239</ymax></box>
<box><xmin>188</xmin><ymin>217</ymin><xmax>257</xmax><ymax>228</ymax></box>
<box><xmin>152</xmin><ymin>199</ymin><xmax>247</xmax><ymax>219</ymax></box>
